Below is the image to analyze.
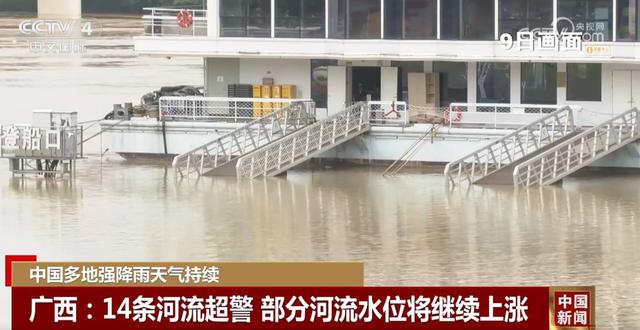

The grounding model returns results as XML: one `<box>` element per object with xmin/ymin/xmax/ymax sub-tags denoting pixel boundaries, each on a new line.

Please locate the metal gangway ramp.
<box><xmin>235</xmin><ymin>102</ymin><xmax>370</xmax><ymax>178</ymax></box>
<box><xmin>444</xmin><ymin>106</ymin><xmax>577</xmax><ymax>186</ymax></box>
<box><xmin>172</xmin><ymin>101</ymin><xmax>315</xmax><ymax>177</ymax></box>
<box><xmin>514</xmin><ymin>108</ymin><xmax>640</xmax><ymax>186</ymax></box>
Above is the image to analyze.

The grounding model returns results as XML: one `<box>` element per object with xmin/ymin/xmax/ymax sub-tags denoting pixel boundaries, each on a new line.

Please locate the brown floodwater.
<box><xmin>1</xmin><ymin>16</ymin><xmax>640</xmax><ymax>330</ymax></box>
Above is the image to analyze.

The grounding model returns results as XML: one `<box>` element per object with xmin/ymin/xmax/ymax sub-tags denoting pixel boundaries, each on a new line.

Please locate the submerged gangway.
<box><xmin>513</xmin><ymin>108</ymin><xmax>640</xmax><ymax>186</ymax></box>
<box><xmin>383</xmin><ymin>124</ymin><xmax>440</xmax><ymax>176</ymax></box>
<box><xmin>235</xmin><ymin>102</ymin><xmax>370</xmax><ymax>178</ymax></box>
<box><xmin>172</xmin><ymin>101</ymin><xmax>315</xmax><ymax>177</ymax></box>
<box><xmin>444</xmin><ymin>106</ymin><xmax>577</xmax><ymax>185</ymax></box>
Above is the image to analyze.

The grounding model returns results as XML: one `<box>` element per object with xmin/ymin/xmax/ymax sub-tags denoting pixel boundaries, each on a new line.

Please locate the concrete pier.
<box><xmin>38</xmin><ymin>0</ymin><xmax>81</xmax><ymax>19</ymax></box>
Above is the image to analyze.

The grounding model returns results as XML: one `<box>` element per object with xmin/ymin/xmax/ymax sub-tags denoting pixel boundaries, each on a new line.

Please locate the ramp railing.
<box><xmin>236</xmin><ymin>102</ymin><xmax>369</xmax><ymax>178</ymax></box>
<box><xmin>444</xmin><ymin>106</ymin><xmax>576</xmax><ymax>185</ymax></box>
<box><xmin>514</xmin><ymin>108</ymin><xmax>640</xmax><ymax>186</ymax></box>
<box><xmin>172</xmin><ymin>100</ymin><xmax>315</xmax><ymax>178</ymax></box>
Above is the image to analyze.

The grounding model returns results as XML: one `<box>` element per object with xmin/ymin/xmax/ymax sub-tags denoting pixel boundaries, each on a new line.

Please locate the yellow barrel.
<box><xmin>261</xmin><ymin>85</ymin><xmax>272</xmax><ymax>98</ymax></box>
<box><xmin>281</xmin><ymin>85</ymin><xmax>297</xmax><ymax>99</ymax></box>
<box><xmin>271</xmin><ymin>85</ymin><xmax>282</xmax><ymax>110</ymax></box>
<box><xmin>262</xmin><ymin>102</ymin><xmax>273</xmax><ymax>116</ymax></box>
<box><xmin>253</xmin><ymin>85</ymin><xmax>262</xmax><ymax>118</ymax></box>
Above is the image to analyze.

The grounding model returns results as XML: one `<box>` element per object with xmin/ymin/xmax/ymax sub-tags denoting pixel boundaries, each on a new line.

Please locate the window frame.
<box><xmin>476</xmin><ymin>62</ymin><xmax>511</xmax><ymax>104</ymax></box>
<box><xmin>275</xmin><ymin>0</ymin><xmax>326</xmax><ymax>38</ymax></box>
<box><xmin>441</xmin><ymin>0</ymin><xmax>495</xmax><ymax>40</ymax></box>
<box><xmin>566</xmin><ymin>63</ymin><xmax>602</xmax><ymax>102</ymax></box>
<box><xmin>520</xmin><ymin>63</ymin><xmax>558</xmax><ymax>105</ymax></box>
<box><xmin>220</xmin><ymin>0</ymin><xmax>272</xmax><ymax>38</ymax></box>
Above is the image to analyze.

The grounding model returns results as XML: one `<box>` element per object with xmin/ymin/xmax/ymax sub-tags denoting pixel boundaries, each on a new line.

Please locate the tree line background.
<box><xmin>0</xmin><ymin>0</ymin><xmax>203</xmax><ymax>14</ymax></box>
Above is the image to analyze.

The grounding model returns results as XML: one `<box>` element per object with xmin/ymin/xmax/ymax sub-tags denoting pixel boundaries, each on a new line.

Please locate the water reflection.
<box><xmin>1</xmin><ymin>158</ymin><xmax>640</xmax><ymax>328</ymax></box>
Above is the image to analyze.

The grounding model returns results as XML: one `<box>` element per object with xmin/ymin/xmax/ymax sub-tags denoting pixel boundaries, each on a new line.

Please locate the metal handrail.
<box><xmin>236</xmin><ymin>103</ymin><xmax>370</xmax><ymax>178</ymax></box>
<box><xmin>172</xmin><ymin>100</ymin><xmax>315</xmax><ymax>178</ymax></box>
<box><xmin>513</xmin><ymin>108</ymin><xmax>640</xmax><ymax>186</ymax></box>
<box><xmin>444</xmin><ymin>106</ymin><xmax>576</xmax><ymax>186</ymax></box>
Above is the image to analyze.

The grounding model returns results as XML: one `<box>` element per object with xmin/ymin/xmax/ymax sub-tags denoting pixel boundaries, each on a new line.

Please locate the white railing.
<box><xmin>173</xmin><ymin>100</ymin><xmax>315</xmax><ymax>178</ymax></box>
<box><xmin>368</xmin><ymin>101</ymin><xmax>409</xmax><ymax>126</ymax></box>
<box><xmin>160</xmin><ymin>97</ymin><xmax>310</xmax><ymax>122</ymax></box>
<box><xmin>448</xmin><ymin>103</ymin><xmax>574</xmax><ymax>128</ymax></box>
<box><xmin>444</xmin><ymin>106</ymin><xmax>576</xmax><ymax>186</ymax></box>
<box><xmin>236</xmin><ymin>103</ymin><xmax>370</xmax><ymax>178</ymax></box>
<box><xmin>514</xmin><ymin>108</ymin><xmax>640</xmax><ymax>187</ymax></box>
<box><xmin>143</xmin><ymin>7</ymin><xmax>207</xmax><ymax>37</ymax></box>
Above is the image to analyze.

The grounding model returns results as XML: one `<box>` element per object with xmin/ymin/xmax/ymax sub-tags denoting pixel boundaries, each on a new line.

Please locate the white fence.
<box><xmin>447</xmin><ymin>103</ymin><xmax>578</xmax><ymax>128</ymax></box>
<box><xmin>159</xmin><ymin>97</ymin><xmax>311</xmax><ymax>122</ymax></box>
<box><xmin>368</xmin><ymin>101</ymin><xmax>409</xmax><ymax>126</ymax></box>
<box><xmin>143</xmin><ymin>7</ymin><xmax>207</xmax><ymax>37</ymax></box>
<box><xmin>160</xmin><ymin>97</ymin><xmax>410</xmax><ymax>126</ymax></box>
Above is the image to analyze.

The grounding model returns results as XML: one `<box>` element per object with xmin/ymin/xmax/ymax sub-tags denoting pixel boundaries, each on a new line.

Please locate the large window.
<box><xmin>441</xmin><ymin>0</ymin><xmax>495</xmax><ymax>40</ymax></box>
<box><xmin>617</xmin><ymin>0</ymin><xmax>640</xmax><ymax>41</ymax></box>
<box><xmin>329</xmin><ymin>0</ymin><xmax>347</xmax><ymax>38</ymax></box>
<box><xmin>499</xmin><ymin>0</ymin><xmax>553</xmax><ymax>37</ymax></box>
<box><xmin>349</xmin><ymin>0</ymin><xmax>381</xmax><ymax>38</ymax></box>
<box><xmin>329</xmin><ymin>0</ymin><xmax>381</xmax><ymax>39</ymax></box>
<box><xmin>521</xmin><ymin>63</ymin><xmax>557</xmax><ymax>104</ymax></box>
<box><xmin>384</xmin><ymin>0</ymin><xmax>437</xmax><ymax>39</ymax></box>
<box><xmin>558</xmin><ymin>0</ymin><xmax>613</xmax><ymax>41</ymax></box>
<box><xmin>276</xmin><ymin>0</ymin><xmax>325</xmax><ymax>38</ymax></box>
<box><xmin>477</xmin><ymin>63</ymin><xmax>511</xmax><ymax>103</ymax></box>
<box><xmin>567</xmin><ymin>63</ymin><xmax>602</xmax><ymax>101</ymax></box>
<box><xmin>434</xmin><ymin>62</ymin><xmax>468</xmax><ymax>107</ymax></box>
<box><xmin>220</xmin><ymin>0</ymin><xmax>271</xmax><ymax>37</ymax></box>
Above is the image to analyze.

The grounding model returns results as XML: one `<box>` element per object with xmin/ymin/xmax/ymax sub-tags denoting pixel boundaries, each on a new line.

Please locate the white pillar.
<box><xmin>207</xmin><ymin>0</ymin><xmax>219</xmax><ymax>37</ymax></box>
<box><xmin>380</xmin><ymin>0</ymin><xmax>385</xmax><ymax>39</ymax></box>
<box><xmin>510</xmin><ymin>62</ymin><xmax>521</xmax><ymax>104</ymax></box>
<box><xmin>38</xmin><ymin>0</ymin><xmax>81</xmax><ymax>19</ymax></box>
<box><xmin>381</xmin><ymin>67</ymin><xmax>398</xmax><ymax>101</ymax></box>
<box><xmin>467</xmin><ymin>62</ymin><xmax>477</xmax><ymax>103</ymax></box>
<box><xmin>271</xmin><ymin>0</ymin><xmax>275</xmax><ymax>37</ymax></box>
<box><xmin>436</xmin><ymin>0</ymin><xmax>441</xmax><ymax>39</ymax></box>
<box><xmin>494</xmin><ymin>0</ymin><xmax>499</xmax><ymax>40</ymax></box>
<box><xmin>557</xmin><ymin>63</ymin><xmax>567</xmax><ymax>105</ymax></box>
<box><xmin>613</xmin><ymin>0</ymin><xmax>617</xmax><ymax>41</ymax></box>
<box><xmin>328</xmin><ymin>66</ymin><xmax>347</xmax><ymax>116</ymax></box>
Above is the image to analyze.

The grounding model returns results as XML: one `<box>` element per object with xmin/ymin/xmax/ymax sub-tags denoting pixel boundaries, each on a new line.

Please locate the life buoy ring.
<box><xmin>176</xmin><ymin>9</ymin><xmax>194</xmax><ymax>29</ymax></box>
<box><xmin>444</xmin><ymin>107</ymin><xmax>463</xmax><ymax>123</ymax></box>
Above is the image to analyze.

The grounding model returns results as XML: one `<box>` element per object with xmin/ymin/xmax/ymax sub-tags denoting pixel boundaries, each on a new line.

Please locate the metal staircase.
<box><xmin>235</xmin><ymin>102</ymin><xmax>370</xmax><ymax>178</ymax></box>
<box><xmin>444</xmin><ymin>106</ymin><xmax>577</xmax><ymax>185</ymax></box>
<box><xmin>172</xmin><ymin>101</ymin><xmax>315</xmax><ymax>177</ymax></box>
<box><xmin>513</xmin><ymin>108</ymin><xmax>640</xmax><ymax>186</ymax></box>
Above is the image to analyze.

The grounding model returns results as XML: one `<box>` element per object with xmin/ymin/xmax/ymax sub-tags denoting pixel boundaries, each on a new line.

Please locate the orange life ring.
<box><xmin>444</xmin><ymin>107</ymin><xmax>463</xmax><ymax>123</ymax></box>
<box><xmin>176</xmin><ymin>9</ymin><xmax>194</xmax><ymax>29</ymax></box>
